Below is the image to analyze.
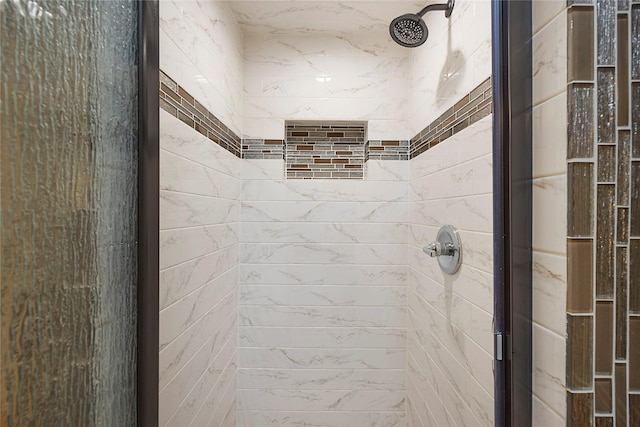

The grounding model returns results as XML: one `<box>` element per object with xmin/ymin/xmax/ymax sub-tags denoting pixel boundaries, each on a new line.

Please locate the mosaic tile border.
<box><xmin>366</xmin><ymin>140</ymin><xmax>409</xmax><ymax>161</ymax></box>
<box><xmin>159</xmin><ymin>70</ymin><xmax>242</xmax><ymax>158</ymax></box>
<box><xmin>409</xmin><ymin>77</ymin><xmax>493</xmax><ymax>159</ymax></box>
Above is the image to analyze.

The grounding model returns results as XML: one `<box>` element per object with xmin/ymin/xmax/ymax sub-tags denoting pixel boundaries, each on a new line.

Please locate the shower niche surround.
<box><xmin>159</xmin><ymin>0</ymin><xmax>494</xmax><ymax>425</ymax></box>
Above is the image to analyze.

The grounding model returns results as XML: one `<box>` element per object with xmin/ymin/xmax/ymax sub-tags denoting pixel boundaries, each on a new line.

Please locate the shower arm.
<box><xmin>416</xmin><ymin>1</ymin><xmax>454</xmax><ymax>18</ymax></box>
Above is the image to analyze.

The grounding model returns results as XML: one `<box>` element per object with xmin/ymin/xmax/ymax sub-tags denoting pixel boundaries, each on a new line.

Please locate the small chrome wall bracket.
<box><xmin>423</xmin><ymin>225</ymin><xmax>463</xmax><ymax>275</ymax></box>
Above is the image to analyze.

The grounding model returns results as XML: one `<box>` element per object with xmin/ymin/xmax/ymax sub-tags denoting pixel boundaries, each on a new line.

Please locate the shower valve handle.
<box><xmin>423</xmin><ymin>241</ymin><xmax>455</xmax><ymax>257</ymax></box>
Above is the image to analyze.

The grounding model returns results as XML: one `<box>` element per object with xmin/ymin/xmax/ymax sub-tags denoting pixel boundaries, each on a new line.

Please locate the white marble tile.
<box><xmin>239</xmin><ymin>285</ymin><xmax>406</xmax><ymax>307</ymax></box>
<box><xmin>241</xmin><ymin>159</ymin><xmax>284</xmax><ymax>181</ymax></box>
<box><xmin>237</xmin><ymin>389</ymin><xmax>405</xmax><ymax>412</ymax></box>
<box><xmin>407</xmin><ymin>355</ymin><xmax>455</xmax><ymax>427</ymax></box>
<box><xmin>238</xmin><ymin>347</ymin><xmax>406</xmax><ymax>370</ymax></box>
<box><xmin>159</xmin><ymin>298</ymin><xmax>236</xmax><ymax>390</ymax></box>
<box><xmin>367</xmin><ymin>119</ymin><xmax>411</xmax><ymax>141</ymax></box>
<box><xmin>236</xmin><ymin>411</ymin><xmax>406</xmax><ymax>427</ymax></box>
<box><xmin>240</xmin><ymin>305</ymin><xmax>406</xmax><ymax>328</ymax></box>
<box><xmin>187</xmin><ymin>352</ymin><xmax>237</xmax><ymax>427</ymax></box>
<box><xmin>160</xmin><ymin>272</ymin><xmax>236</xmax><ymax>349</ymax></box>
<box><xmin>365</xmin><ymin>160</ymin><xmax>409</xmax><ymax>182</ymax></box>
<box><xmin>160</xmin><ymin>111</ymin><xmax>241</xmax><ymax>178</ymax></box>
<box><xmin>160</xmin><ymin>224</ymin><xmax>238</xmax><ymax>270</ymax></box>
<box><xmin>241</xmin><ymin>201</ymin><xmax>407</xmax><ymax>223</ymax></box>
<box><xmin>533</xmin><ymin>175</ymin><xmax>567</xmax><ymax>255</ymax></box>
<box><xmin>240</xmin><ymin>222</ymin><xmax>407</xmax><ymax>244</ymax></box>
<box><xmin>160</xmin><ymin>191</ymin><xmax>239</xmax><ymax>229</ymax></box>
<box><xmin>242</xmin><ymin>179</ymin><xmax>408</xmax><ymax>202</ymax></box>
<box><xmin>237</xmin><ymin>368</ymin><xmax>405</xmax><ymax>390</ymax></box>
<box><xmin>219</xmin><ymin>400</ymin><xmax>237</xmax><ymax>427</ymax></box>
<box><xmin>408</xmin><ymin>194</ymin><xmax>492</xmax><ymax>233</ymax></box>
<box><xmin>533</xmin><ymin>92</ymin><xmax>568</xmax><ymax>178</ymax></box>
<box><xmin>239</xmin><ymin>264</ymin><xmax>407</xmax><ymax>286</ymax></box>
<box><xmin>206</xmin><ymin>369</ymin><xmax>238</xmax><ymax>427</ymax></box>
<box><xmin>160</xmin><ymin>245</ymin><xmax>238</xmax><ymax>310</ymax></box>
<box><xmin>240</xmin><ymin>242</ymin><xmax>408</xmax><ymax>265</ymax></box>
<box><xmin>533</xmin><ymin>10</ymin><xmax>567</xmax><ymax>105</ymax></box>
<box><xmin>533</xmin><ymin>324</ymin><xmax>566</xmax><ymax>418</ymax></box>
<box><xmin>533</xmin><ymin>0</ymin><xmax>567</xmax><ymax>34</ymax></box>
<box><xmin>159</xmin><ymin>319</ymin><xmax>236</xmax><ymax>425</ymax></box>
<box><xmin>533</xmin><ymin>395</ymin><xmax>566</xmax><ymax>427</ymax></box>
<box><xmin>160</xmin><ymin>149</ymin><xmax>241</xmax><ymax>200</ymax></box>
<box><xmin>239</xmin><ymin>325</ymin><xmax>405</xmax><ymax>350</ymax></box>
<box><xmin>533</xmin><ymin>251</ymin><xmax>567</xmax><ymax>336</ymax></box>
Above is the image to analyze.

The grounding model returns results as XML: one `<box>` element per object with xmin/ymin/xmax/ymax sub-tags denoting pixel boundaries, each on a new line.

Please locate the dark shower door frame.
<box><xmin>138</xmin><ymin>1</ymin><xmax>159</xmax><ymax>426</ymax></box>
<box><xmin>492</xmin><ymin>1</ymin><xmax>533</xmax><ymax>426</ymax></box>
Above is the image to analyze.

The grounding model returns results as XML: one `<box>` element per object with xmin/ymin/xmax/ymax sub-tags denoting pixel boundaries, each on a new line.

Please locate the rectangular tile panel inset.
<box><xmin>568</xmin><ymin>315</ymin><xmax>594</xmax><ymax>389</ymax></box>
<box><xmin>618</xmin><ymin>14</ymin><xmax>630</xmax><ymax>127</ymax></box>
<box><xmin>568</xmin><ymin>392</ymin><xmax>594</xmax><ymax>425</ymax></box>
<box><xmin>595</xmin><ymin>301</ymin><xmax>614</xmax><ymax>375</ymax></box>
<box><xmin>616</xmin><ymin>247</ymin><xmax>628</xmax><ymax>360</ymax></box>
<box><xmin>568</xmin><ymin>163</ymin><xmax>595</xmax><ymax>237</ymax></box>
<box><xmin>630</xmin><ymin>317</ymin><xmax>640</xmax><ymax>390</ymax></box>
<box><xmin>631</xmin><ymin>240</ymin><xmax>640</xmax><ymax>314</ymax></box>
<box><xmin>595</xmin><ymin>378</ymin><xmax>613</xmax><ymax>414</ymax></box>
<box><xmin>597</xmin><ymin>69</ymin><xmax>616</xmax><ymax>145</ymax></box>
<box><xmin>597</xmin><ymin>0</ymin><xmax>616</xmax><ymax>65</ymax></box>
<box><xmin>596</xmin><ymin>184</ymin><xmax>615</xmax><ymax>297</ymax></box>
<box><xmin>285</xmin><ymin>122</ymin><xmax>365</xmax><ymax>179</ymax></box>
<box><xmin>568</xmin><ymin>6</ymin><xmax>595</xmax><ymax>81</ymax></box>
<box><xmin>568</xmin><ymin>239</ymin><xmax>594</xmax><ymax>313</ymax></box>
<box><xmin>568</xmin><ymin>84</ymin><xmax>596</xmax><ymax>159</ymax></box>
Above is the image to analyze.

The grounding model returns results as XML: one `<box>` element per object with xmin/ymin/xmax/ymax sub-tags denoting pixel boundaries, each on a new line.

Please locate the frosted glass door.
<box><xmin>1</xmin><ymin>0</ymin><xmax>138</xmax><ymax>425</ymax></box>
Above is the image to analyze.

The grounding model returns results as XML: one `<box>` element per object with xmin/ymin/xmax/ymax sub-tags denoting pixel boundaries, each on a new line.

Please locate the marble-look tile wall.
<box><xmin>159</xmin><ymin>2</ymin><xmax>243</xmax><ymax>425</ymax></box>
<box><xmin>242</xmin><ymin>33</ymin><xmax>411</xmax><ymax>141</ymax></box>
<box><xmin>159</xmin><ymin>110</ymin><xmax>240</xmax><ymax>427</ymax></box>
<box><xmin>406</xmin><ymin>116</ymin><xmax>494</xmax><ymax>427</ymax></box>
<box><xmin>530</xmin><ymin>1</ymin><xmax>568</xmax><ymax>426</ymax></box>
<box><xmin>407</xmin><ymin>0</ymin><xmax>492</xmax><ymax>137</ymax></box>
<box><xmin>160</xmin><ymin>0</ymin><xmax>243</xmax><ymax>136</ymax></box>
<box><xmin>237</xmin><ymin>159</ymin><xmax>409</xmax><ymax>426</ymax></box>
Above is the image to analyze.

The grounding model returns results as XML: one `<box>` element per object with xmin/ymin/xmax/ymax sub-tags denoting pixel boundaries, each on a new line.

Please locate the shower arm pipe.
<box><xmin>416</xmin><ymin>1</ymin><xmax>453</xmax><ymax>17</ymax></box>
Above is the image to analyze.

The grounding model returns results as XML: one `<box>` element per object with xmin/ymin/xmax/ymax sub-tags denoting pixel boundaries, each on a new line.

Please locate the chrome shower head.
<box><xmin>389</xmin><ymin>0</ymin><xmax>455</xmax><ymax>48</ymax></box>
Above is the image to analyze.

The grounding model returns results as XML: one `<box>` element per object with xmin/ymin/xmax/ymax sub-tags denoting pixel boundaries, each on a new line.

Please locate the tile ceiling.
<box><xmin>225</xmin><ymin>1</ymin><xmax>427</xmax><ymax>35</ymax></box>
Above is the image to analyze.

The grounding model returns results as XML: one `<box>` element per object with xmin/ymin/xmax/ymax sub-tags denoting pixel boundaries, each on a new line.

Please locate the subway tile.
<box><xmin>615</xmin><ymin>363</ymin><xmax>628</xmax><ymax>423</ymax></box>
<box><xmin>595</xmin><ymin>377</ymin><xmax>613</xmax><ymax>414</ymax></box>
<box><xmin>596</xmin><ymin>0</ymin><xmax>616</xmax><ymax>65</ymax></box>
<box><xmin>533</xmin><ymin>93</ymin><xmax>568</xmax><ymax>178</ymax></box>
<box><xmin>597</xmin><ymin>68</ymin><xmax>616</xmax><ymax>145</ymax></box>
<box><xmin>616</xmin><ymin>247</ymin><xmax>629</xmax><ymax>360</ymax></box>
<box><xmin>568</xmin><ymin>163</ymin><xmax>594</xmax><ymax>237</ymax></box>
<box><xmin>567</xmin><ymin>315</ymin><xmax>593</xmax><ymax>390</ymax></box>
<box><xmin>534</xmin><ymin>10</ymin><xmax>568</xmax><ymax>102</ymax></box>
<box><xmin>596</xmin><ymin>185</ymin><xmax>615</xmax><ymax>297</ymax></box>
<box><xmin>631</xmin><ymin>240</ymin><xmax>640</xmax><ymax>314</ymax></box>
<box><xmin>632</xmin><ymin>162</ymin><xmax>640</xmax><ymax>236</ymax></box>
<box><xmin>595</xmin><ymin>301</ymin><xmax>614</xmax><ymax>375</ymax></box>
<box><xmin>568</xmin><ymin>84</ymin><xmax>595</xmax><ymax>159</ymax></box>
<box><xmin>567</xmin><ymin>239</ymin><xmax>594</xmax><ymax>313</ymax></box>
<box><xmin>632</xmin><ymin>6</ymin><xmax>640</xmax><ymax>79</ymax></box>
<box><xmin>619</xmin><ymin>131</ymin><xmax>631</xmax><ymax>206</ymax></box>
<box><xmin>568</xmin><ymin>6</ymin><xmax>595</xmax><ymax>81</ymax></box>
<box><xmin>597</xmin><ymin>145</ymin><xmax>616</xmax><ymax>182</ymax></box>
<box><xmin>568</xmin><ymin>392</ymin><xmax>593</xmax><ymax>425</ymax></box>
<box><xmin>618</xmin><ymin>14</ymin><xmax>630</xmax><ymax>127</ymax></box>
<box><xmin>630</xmin><ymin>317</ymin><xmax>640</xmax><ymax>390</ymax></box>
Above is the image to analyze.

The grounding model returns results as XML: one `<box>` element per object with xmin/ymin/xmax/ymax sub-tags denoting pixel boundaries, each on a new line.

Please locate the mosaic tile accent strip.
<box><xmin>159</xmin><ymin>70</ymin><xmax>241</xmax><ymax>157</ymax></box>
<box><xmin>409</xmin><ymin>76</ymin><xmax>492</xmax><ymax>159</ymax></box>
<box><xmin>285</xmin><ymin>122</ymin><xmax>366</xmax><ymax>179</ymax></box>
<box><xmin>566</xmin><ymin>2</ymin><xmax>640</xmax><ymax>424</ymax></box>
<box><xmin>242</xmin><ymin>139</ymin><xmax>284</xmax><ymax>159</ymax></box>
<box><xmin>366</xmin><ymin>140</ymin><xmax>409</xmax><ymax>161</ymax></box>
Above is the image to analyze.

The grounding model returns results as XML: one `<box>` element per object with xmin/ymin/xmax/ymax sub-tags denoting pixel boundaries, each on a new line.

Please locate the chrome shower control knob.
<box><xmin>422</xmin><ymin>225</ymin><xmax>463</xmax><ymax>275</ymax></box>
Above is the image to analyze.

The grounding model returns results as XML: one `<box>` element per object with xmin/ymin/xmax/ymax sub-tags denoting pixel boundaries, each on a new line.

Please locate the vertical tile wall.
<box><xmin>159</xmin><ymin>1</ymin><xmax>243</xmax><ymax>426</ymax></box>
<box><xmin>531</xmin><ymin>1</ymin><xmax>569</xmax><ymax>425</ymax></box>
<box><xmin>565</xmin><ymin>0</ymin><xmax>640</xmax><ymax>425</ymax></box>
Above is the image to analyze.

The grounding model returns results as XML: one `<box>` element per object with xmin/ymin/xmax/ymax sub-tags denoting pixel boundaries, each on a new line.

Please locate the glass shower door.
<box><xmin>1</xmin><ymin>0</ymin><xmax>139</xmax><ymax>424</ymax></box>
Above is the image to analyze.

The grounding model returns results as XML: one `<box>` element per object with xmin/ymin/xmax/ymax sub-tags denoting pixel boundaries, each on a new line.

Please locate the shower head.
<box><xmin>389</xmin><ymin>0</ymin><xmax>455</xmax><ymax>48</ymax></box>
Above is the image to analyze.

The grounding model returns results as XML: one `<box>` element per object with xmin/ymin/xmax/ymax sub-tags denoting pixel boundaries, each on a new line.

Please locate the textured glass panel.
<box><xmin>615</xmin><ymin>247</ymin><xmax>628</xmax><ymax>359</ymax></box>
<box><xmin>1</xmin><ymin>1</ymin><xmax>138</xmax><ymax>425</ymax></box>
<box><xmin>596</xmin><ymin>185</ymin><xmax>615</xmax><ymax>297</ymax></box>
<box><xmin>633</xmin><ymin>83</ymin><xmax>640</xmax><ymax>157</ymax></box>
<box><xmin>619</xmin><ymin>0</ymin><xmax>630</xmax><ymax>9</ymax></box>
<box><xmin>595</xmin><ymin>377</ymin><xmax>613</xmax><ymax>413</ymax></box>
<box><xmin>568</xmin><ymin>84</ymin><xmax>595</xmax><ymax>159</ymax></box>
<box><xmin>595</xmin><ymin>417</ymin><xmax>614</xmax><ymax>427</ymax></box>
<box><xmin>597</xmin><ymin>69</ymin><xmax>616</xmax><ymax>145</ymax></box>
<box><xmin>567</xmin><ymin>239</ymin><xmax>594</xmax><ymax>313</ymax></box>
<box><xmin>617</xmin><ymin>208</ymin><xmax>629</xmax><ymax>243</ymax></box>
<box><xmin>618</xmin><ymin>131</ymin><xmax>631</xmax><ymax>205</ymax></box>
<box><xmin>597</xmin><ymin>0</ymin><xmax>616</xmax><ymax>65</ymax></box>
<box><xmin>618</xmin><ymin>15</ymin><xmax>629</xmax><ymax>127</ymax></box>
<box><xmin>630</xmin><ymin>317</ymin><xmax>640</xmax><ymax>390</ymax></box>
<box><xmin>615</xmin><ymin>364</ymin><xmax>627</xmax><ymax>423</ymax></box>
<box><xmin>632</xmin><ymin>162</ymin><xmax>640</xmax><ymax>236</ymax></box>
<box><xmin>631</xmin><ymin>240</ymin><xmax>640</xmax><ymax>314</ymax></box>
<box><xmin>568</xmin><ymin>6</ymin><xmax>595</xmax><ymax>82</ymax></box>
<box><xmin>568</xmin><ymin>315</ymin><xmax>594</xmax><ymax>389</ymax></box>
<box><xmin>595</xmin><ymin>302</ymin><xmax>614</xmax><ymax>374</ymax></box>
<box><xmin>568</xmin><ymin>392</ymin><xmax>593</xmax><ymax>426</ymax></box>
<box><xmin>632</xmin><ymin>6</ymin><xmax>640</xmax><ymax>79</ymax></box>
<box><xmin>598</xmin><ymin>145</ymin><xmax>616</xmax><ymax>182</ymax></box>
